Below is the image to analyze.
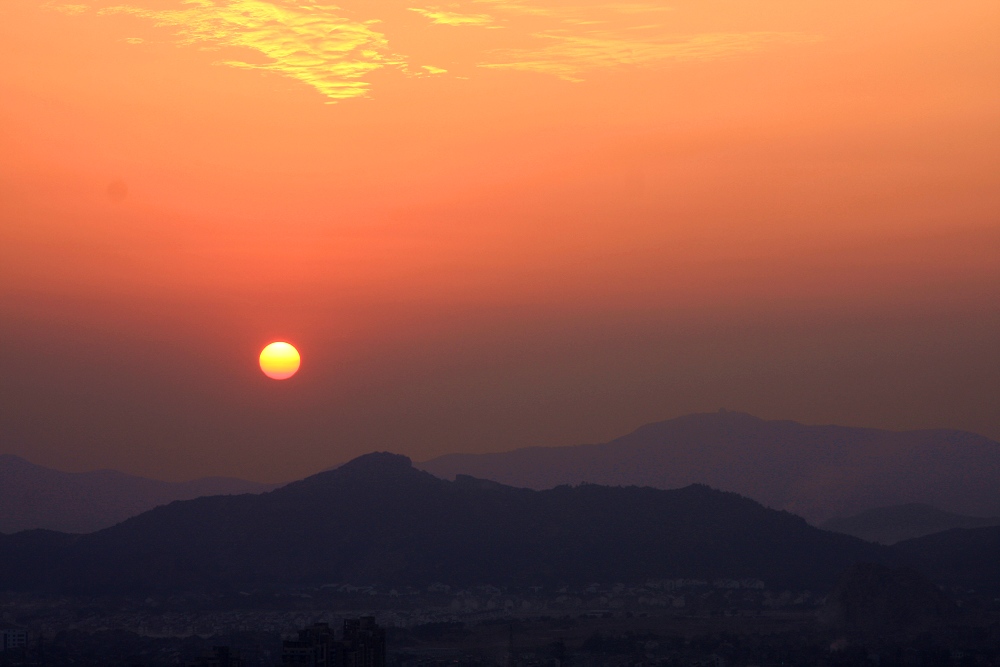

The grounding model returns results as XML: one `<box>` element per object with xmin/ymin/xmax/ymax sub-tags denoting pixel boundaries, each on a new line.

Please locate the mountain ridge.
<box><xmin>0</xmin><ymin>452</ymin><xmax>895</xmax><ymax>595</ymax></box>
<box><xmin>822</xmin><ymin>504</ymin><xmax>1000</xmax><ymax>544</ymax></box>
<box><xmin>0</xmin><ymin>453</ymin><xmax>280</xmax><ymax>533</ymax></box>
<box><xmin>419</xmin><ymin>411</ymin><xmax>1000</xmax><ymax>522</ymax></box>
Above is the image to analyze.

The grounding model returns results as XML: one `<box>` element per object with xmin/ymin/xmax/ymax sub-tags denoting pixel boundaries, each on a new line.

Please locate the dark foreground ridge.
<box><xmin>0</xmin><ymin>452</ymin><xmax>897</xmax><ymax>595</ymax></box>
<box><xmin>2</xmin><ymin>452</ymin><xmax>997</xmax><ymax>597</ymax></box>
<box><xmin>819</xmin><ymin>562</ymin><xmax>957</xmax><ymax>633</ymax></box>
<box><xmin>894</xmin><ymin>524</ymin><xmax>1000</xmax><ymax>592</ymax></box>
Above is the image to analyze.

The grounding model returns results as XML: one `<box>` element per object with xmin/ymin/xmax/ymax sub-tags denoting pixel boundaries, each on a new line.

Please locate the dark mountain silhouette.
<box><xmin>419</xmin><ymin>411</ymin><xmax>1000</xmax><ymax>523</ymax></box>
<box><xmin>822</xmin><ymin>504</ymin><xmax>1000</xmax><ymax>545</ymax></box>
<box><xmin>818</xmin><ymin>563</ymin><xmax>957</xmax><ymax>633</ymax></box>
<box><xmin>893</xmin><ymin>525</ymin><xmax>1000</xmax><ymax>593</ymax></box>
<box><xmin>0</xmin><ymin>454</ymin><xmax>279</xmax><ymax>533</ymax></box>
<box><xmin>0</xmin><ymin>452</ymin><xmax>895</xmax><ymax>595</ymax></box>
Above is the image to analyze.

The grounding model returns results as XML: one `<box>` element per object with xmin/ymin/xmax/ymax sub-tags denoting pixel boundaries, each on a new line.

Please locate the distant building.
<box><xmin>284</xmin><ymin>623</ymin><xmax>339</xmax><ymax>666</ymax></box>
<box><xmin>186</xmin><ymin>645</ymin><xmax>244</xmax><ymax>667</ymax></box>
<box><xmin>0</xmin><ymin>628</ymin><xmax>27</xmax><ymax>652</ymax></box>
<box><xmin>343</xmin><ymin>617</ymin><xmax>386</xmax><ymax>667</ymax></box>
<box><xmin>283</xmin><ymin>617</ymin><xmax>386</xmax><ymax>667</ymax></box>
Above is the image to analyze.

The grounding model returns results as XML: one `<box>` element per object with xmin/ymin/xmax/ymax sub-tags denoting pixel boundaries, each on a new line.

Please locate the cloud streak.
<box><xmin>49</xmin><ymin>3</ymin><xmax>91</xmax><ymax>15</ymax></box>
<box><xmin>408</xmin><ymin>7</ymin><xmax>496</xmax><ymax>26</ymax></box>
<box><xmin>480</xmin><ymin>30</ymin><xmax>817</xmax><ymax>81</ymax></box>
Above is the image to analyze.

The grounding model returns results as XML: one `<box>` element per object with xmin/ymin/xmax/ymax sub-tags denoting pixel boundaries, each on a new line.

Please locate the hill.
<box><xmin>893</xmin><ymin>525</ymin><xmax>1000</xmax><ymax>593</ymax></box>
<box><xmin>818</xmin><ymin>563</ymin><xmax>957</xmax><ymax>633</ymax></box>
<box><xmin>0</xmin><ymin>452</ymin><xmax>892</xmax><ymax>594</ymax></box>
<box><xmin>822</xmin><ymin>504</ymin><xmax>1000</xmax><ymax>544</ymax></box>
<box><xmin>419</xmin><ymin>411</ymin><xmax>1000</xmax><ymax>523</ymax></box>
<box><xmin>0</xmin><ymin>454</ymin><xmax>278</xmax><ymax>533</ymax></box>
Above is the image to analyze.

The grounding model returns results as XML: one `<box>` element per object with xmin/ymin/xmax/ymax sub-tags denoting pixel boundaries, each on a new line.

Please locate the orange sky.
<box><xmin>1</xmin><ymin>0</ymin><xmax>999</xmax><ymax>482</ymax></box>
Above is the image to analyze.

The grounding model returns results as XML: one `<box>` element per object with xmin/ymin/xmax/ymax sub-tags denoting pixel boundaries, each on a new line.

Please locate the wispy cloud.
<box><xmin>604</xmin><ymin>3</ymin><xmax>673</xmax><ymax>15</ymax></box>
<box><xmin>408</xmin><ymin>7</ymin><xmax>496</xmax><ymax>26</ymax></box>
<box><xmin>470</xmin><ymin>0</ymin><xmax>670</xmax><ymax>19</ymax></box>
<box><xmin>47</xmin><ymin>3</ymin><xmax>91</xmax><ymax>15</ymax></box>
<box><xmin>481</xmin><ymin>30</ymin><xmax>818</xmax><ymax>81</ymax></box>
<box><xmin>471</xmin><ymin>0</ymin><xmax>558</xmax><ymax>17</ymax></box>
<box><xmin>68</xmin><ymin>0</ymin><xmax>819</xmax><ymax>100</ymax></box>
<box><xmin>101</xmin><ymin>0</ymin><xmax>406</xmax><ymax>101</ymax></box>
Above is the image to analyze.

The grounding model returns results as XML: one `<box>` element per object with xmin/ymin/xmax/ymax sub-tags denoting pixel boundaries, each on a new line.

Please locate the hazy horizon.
<box><xmin>3</xmin><ymin>410</ymin><xmax>1000</xmax><ymax>487</ymax></box>
<box><xmin>3</xmin><ymin>0</ymin><xmax>998</xmax><ymax>483</ymax></box>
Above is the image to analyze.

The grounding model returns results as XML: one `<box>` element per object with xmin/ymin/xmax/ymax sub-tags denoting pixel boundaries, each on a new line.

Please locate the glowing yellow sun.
<box><xmin>259</xmin><ymin>342</ymin><xmax>301</xmax><ymax>380</ymax></box>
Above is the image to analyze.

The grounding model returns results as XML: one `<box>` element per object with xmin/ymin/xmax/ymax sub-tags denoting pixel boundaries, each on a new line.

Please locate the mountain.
<box><xmin>818</xmin><ymin>563</ymin><xmax>957</xmax><ymax>633</ymax></box>
<box><xmin>419</xmin><ymin>411</ymin><xmax>1000</xmax><ymax>523</ymax></box>
<box><xmin>893</xmin><ymin>525</ymin><xmax>1000</xmax><ymax>593</ymax></box>
<box><xmin>0</xmin><ymin>454</ymin><xmax>279</xmax><ymax>533</ymax></box>
<box><xmin>822</xmin><ymin>504</ymin><xmax>1000</xmax><ymax>545</ymax></box>
<box><xmin>0</xmin><ymin>452</ymin><xmax>893</xmax><ymax>594</ymax></box>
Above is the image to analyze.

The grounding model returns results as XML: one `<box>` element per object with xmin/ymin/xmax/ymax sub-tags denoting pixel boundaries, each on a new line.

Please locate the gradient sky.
<box><xmin>2</xmin><ymin>0</ymin><xmax>998</xmax><ymax>482</ymax></box>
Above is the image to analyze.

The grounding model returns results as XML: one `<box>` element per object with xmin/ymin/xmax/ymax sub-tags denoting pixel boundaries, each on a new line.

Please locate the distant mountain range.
<box><xmin>7</xmin><ymin>412</ymin><xmax>1000</xmax><ymax>538</ymax></box>
<box><xmin>0</xmin><ymin>452</ymin><xmax>896</xmax><ymax>595</ymax></box>
<box><xmin>822</xmin><ymin>504</ymin><xmax>1000</xmax><ymax>545</ymax></box>
<box><xmin>0</xmin><ymin>454</ymin><xmax>278</xmax><ymax>533</ymax></box>
<box><xmin>420</xmin><ymin>411</ymin><xmax>1000</xmax><ymax>523</ymax></box>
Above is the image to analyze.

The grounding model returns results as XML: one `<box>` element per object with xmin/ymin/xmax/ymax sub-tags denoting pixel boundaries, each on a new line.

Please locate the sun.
<box><xmin>259</xmin><ymin>342</ymin><xmax>301</xmax><ymax>380</ymax></box>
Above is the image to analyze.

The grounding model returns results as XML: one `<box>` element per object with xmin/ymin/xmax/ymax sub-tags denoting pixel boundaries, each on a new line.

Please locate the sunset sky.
<box><xmin>2</xmin><ymin>0</ymin><xmax>998</xmax><ymax>483</ymax></box>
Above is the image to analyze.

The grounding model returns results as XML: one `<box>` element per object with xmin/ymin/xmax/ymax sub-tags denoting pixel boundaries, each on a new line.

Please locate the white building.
<box><xmin>0</xmin><ymin>628</ymin><xmax>27</xmax><ymax>651</ymax></box>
